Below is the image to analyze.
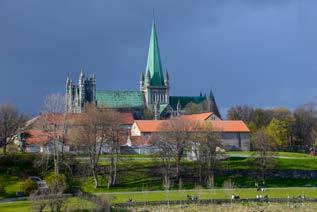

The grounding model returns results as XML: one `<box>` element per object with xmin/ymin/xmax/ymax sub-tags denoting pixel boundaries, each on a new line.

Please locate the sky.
<box><xmin>1</xmin><ymin>0</ymin><xmax>317</xmax><ymax>116</ymax></box>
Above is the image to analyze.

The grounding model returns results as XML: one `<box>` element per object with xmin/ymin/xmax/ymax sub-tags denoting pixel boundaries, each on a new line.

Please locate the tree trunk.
<box><xmin>92</xmin><ymin>167</ymin><xmax>99</xmax><ymax>188</ymax></box>
<box><xmin>3</xmin><ymin>143</ymin><xmax>7</xmax><ymax>155</ymax></box>
<box><xmin>198</xmin><ymin>163</ymin><xmax>202</xmax><ymax>184</ymax></box>
<box><xmin>113</xmin><ymin>153</ymin><xmax>117</xmax><ymax>186</ymax></box>
<box><xmin>108</xmin><ymin>155</ymin><xmax>114</xmax><ymax>188</ymax></box>
<box><xmin>54</xmin><ymin>155</ymin><xmax>59</xmax><ymax>174</ymax></box>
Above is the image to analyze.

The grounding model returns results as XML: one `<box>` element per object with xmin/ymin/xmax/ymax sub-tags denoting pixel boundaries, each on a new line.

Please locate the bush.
<box><xmin>0</xmin><ymin>184</ymin><xmax>6</xmax><ymax>196</ymax></box>
<box><xmin>21</xmin><ymin>179</ymin><xmax>38</xmax><ymax>195</ymax></box>
<box><xmin>45</xmin><ymin>173</ymin><xmax>68</xmax><ymax>194</ymax></box>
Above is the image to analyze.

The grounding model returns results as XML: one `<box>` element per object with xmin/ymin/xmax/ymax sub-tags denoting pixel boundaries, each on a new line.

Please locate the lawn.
<box><xmin>0</xmin><ymin>201</ymin><xmax>29</xmax><ymax>212</ymax></box>
<box><xmin>0</xmin><ymin>197</ymin><xmax>97</xmax><ymax>212</ymax></box>
<box><xmin>2</xmin><ymin>187</ymin><xmax>317</xmax><ymax>210</ymax></box>
<box><xmin>100</xmin><ymin>187</ymin><xmax>317</xmax><ymax>204</ymax></box>
<box><xmin>2</xmin><ymin>152</ymin><xmax>317</xmax><ymax>199</ymax></box>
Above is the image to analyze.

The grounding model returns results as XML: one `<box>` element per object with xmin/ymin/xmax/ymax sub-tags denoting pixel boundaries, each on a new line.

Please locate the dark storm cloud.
<box><xmin>1</xmin><ymin>0</ymin><xmax>317</xmax><ymax>116</ymax></box>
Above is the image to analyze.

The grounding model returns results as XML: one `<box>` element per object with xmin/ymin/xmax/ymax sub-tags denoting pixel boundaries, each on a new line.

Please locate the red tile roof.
<box><xmin>179</xmin><ymin>112</ymin><xmax>214</xmax><ymax>121</ymax></box>
<box><xmin>134</xmin><ymin>120</ymin><xmax>250</xmax><ymax>133</ymax></box>
<box><xmin>32</xmin><ymin>112</ymin><xmax>134</xmax><ymax>126</ymax></box>
<box><xmin>23</xmin><ymin>112</ymin><xmax>134</xmax><ymax>146</ymax></box>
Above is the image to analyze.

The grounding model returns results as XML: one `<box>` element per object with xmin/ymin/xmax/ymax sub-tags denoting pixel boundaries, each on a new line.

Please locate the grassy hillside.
<box><xmin>1</xmin><ymin>152</ymin><xmax>317</xmax><ymax>198</ymax></box>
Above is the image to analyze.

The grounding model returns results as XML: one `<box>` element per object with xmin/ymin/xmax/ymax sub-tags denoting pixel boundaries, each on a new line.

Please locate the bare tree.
<box><xmin>155</xmin><ymin>118</ymin><xmax>193</xmax><ymax>187</ymax></box>
<box><xmin>39</xmin><ymin>93</ymin><xmax>66</xmax><ymax>174</ymax></box>
<box><xmin>0</xmin><ymin>103</ymin><xmax>27</xmax><ymax>155</ymax></box>
<box><xmin>251</xmin><ymin>129</ymin><xmax>276</xmax><ymax>186</ymax></box>
<box><xmin>192</xmin><ymin>122</ymin><xmax>221</xmax><ymax>188</ymax></box>
<box><xmin>74</xmin><ymin>104</ymin><xmax>125</xmax><ymax>188</ymax></box>
<box><xmin>104</xmin><ymin>111</ymin><xmax>125</xmax><ymax>188</ymax></box>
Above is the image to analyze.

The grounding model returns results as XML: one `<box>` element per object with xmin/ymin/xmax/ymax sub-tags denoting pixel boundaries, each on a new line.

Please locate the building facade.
<box><xmin>65</xmin><ymin>19</ymin><xmax>221</xmax><ymax>119</ymax></box>
<box><xmin>66</xmin><ymin>71</ymin><xmax>96</xmax><ymax>113</ymax></box>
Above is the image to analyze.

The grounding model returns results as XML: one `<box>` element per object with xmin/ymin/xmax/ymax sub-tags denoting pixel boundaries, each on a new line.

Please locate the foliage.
<box><xmin>0</xmin><ymin>103</ymin><xmax>27</xmax><ymax>155</ymax></box>
<box><xmin>0</xmin><ymin>184</ymin><xmax>5</xmax><ymax>196</ymax></box>
<box><xmin>251</xmin><ymin>129</ymin><xmax>276</xmax><ymax>184</ymax></box>
<box><xmin>266</xmin><ymin>118</ymin><xmax>289</xmax><ymax>147</ymax></box>
<box><xmin>21</xmin><ymin>179</ymin><xmax>38</xmax><ymax>195</ymax></box>
<box><xmin>45</xmin><ymin>172</ymin><xmax>68</xmax><ymax>194</ymax></box>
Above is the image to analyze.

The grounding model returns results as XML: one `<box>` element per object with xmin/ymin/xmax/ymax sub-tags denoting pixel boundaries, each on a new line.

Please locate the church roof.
<box><xmin>169</xmin><ymin>96</ymin><xmax>206</xmax><ymax>110</ymax></box>
<box><xmin>208</xmin><ymin>88</ymin><xmax>222</xmax><ymax>119</ymax></box>
<box><xmin>179</xmin><ymin>112</ymin><xmax>214</xmax><ymax>121</ymax></box>
<box><xmin>96</xmin><ymin>90</ymin><xmax>145</xmax><ymax>109</ymax></box>
<box><xmin>145</xmin><ymin>19</ymin><xmax>165</xmax><ymax>86</ymax></box>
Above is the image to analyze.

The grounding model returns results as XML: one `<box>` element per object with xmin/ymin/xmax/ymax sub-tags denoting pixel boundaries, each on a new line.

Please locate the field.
<box><xmin>2</xmin><ymin>151</ymin><xmax>317</xmax><ymax>198</ymax></box>
<box><xmin>2</xmin><ymin>187</ymin><xmax>317</xmax><ymax>211</ymax></box>
<box><xmin>124</xmin><ymin>202</ymin><xmax>317</xmax><ymax>212</ymax></box>
<box><xmin>101</xmin><ymin>187</ymin><xmax>317</xmax><ymax>203</ymax></box>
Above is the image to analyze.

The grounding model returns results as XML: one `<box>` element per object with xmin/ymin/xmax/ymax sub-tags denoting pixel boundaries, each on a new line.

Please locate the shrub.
<box><xmin>7</xmin><ymin>144</ymin><xmax>19</xmax><ymax>154</ymax></box>
<box><xmin>0</xmin><ymin>184</ymin><xmax>6</xmax><ymax>196</ymax></box>
<box><xmin>45</xmin><ymin>173</ymin><xmax>68</xmax><ymax>194</ymax></box>
<box><xmin>21</xmin><ymin>179</ymin><xmax>38</xmax><ymax>195</ymax></box>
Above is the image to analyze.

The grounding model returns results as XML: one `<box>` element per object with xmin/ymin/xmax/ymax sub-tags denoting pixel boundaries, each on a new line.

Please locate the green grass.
<box><xmin>0</xmin><ymin>201</ymin><xmax>29</xmax><ymax>212</ymax></box>
<box><xmin>2</xmin><ymin>187</ymin><xmax>317</xmax><ymax>210</ymax></box>
<box><xmin>227</xmin><ymin>151</ymin><xmax>311</xmax><ymax>158</ymax></box>
<box><xmin>0</xmin><ymin>197</ymin><xmax>97</xmax><ymax>212</ymax></box>
<box><xmin>0</xmin><ymin>175</ymin><xmax>23</xmax><ymax>198</ymax></box>
<box><xmin>100</xmin><ymin>187</ymin><xmax>317</xmax><ymax>204</ymax></box>
<box><xmin>2</xmin><ymin>152</ymin><xmax>317</xmax><ymax>199</ymax></box>
<box><xmin>225</xmin><ymin>151</ymin><xmax>317</xmax><ymax>170</ymax></box>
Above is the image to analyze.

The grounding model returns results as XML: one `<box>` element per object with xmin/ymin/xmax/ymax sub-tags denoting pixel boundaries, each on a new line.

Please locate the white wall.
<box><xmin>131</xmin><ymin>123</ymin><xmax>141</xmax><ymax>136</ymax></box>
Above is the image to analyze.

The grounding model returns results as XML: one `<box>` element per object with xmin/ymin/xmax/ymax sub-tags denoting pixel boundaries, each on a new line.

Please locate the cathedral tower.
<box><xmin>140</xmin><ymin>19</ymin><xmax>169</xmax><ymax>108</ymax></box>
<box><xmin>65</xmin><ymin>70</ymin><xmax>96</xmax><ymax>113</ymax></box>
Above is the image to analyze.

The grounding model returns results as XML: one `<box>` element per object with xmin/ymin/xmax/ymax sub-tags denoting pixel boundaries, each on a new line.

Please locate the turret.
<box><xmin>176</xmin><ymin>100</ymin><xmax>181</xmax><ymax>116</ymax></box>
<box><xmin>145</xmin><ymin>70</ymin><xmax>151</xmax><ymax>86</ymax></box>
<box><xmin>139</xmin><ymin>71</ymin><xmax>144</xmax><ymax>90</ymax></box>
<box><xmin>164</xmin><ymin>69</ymin><xmax>169</xmax><ymax>86</ymax></box>
<box><xmin>78</xmin><ymin>70</ymin><xmax>86</xmax><ymax>112</ymax></box>
<box><xmin>91</xmin><ymin>73</ymin><xmax>96</xmax><ymax>102</ymax></box>
<box><xmin>79</xmin><ymin>69</ymin><xmax>85</xmax><ymax>84</ymax></box>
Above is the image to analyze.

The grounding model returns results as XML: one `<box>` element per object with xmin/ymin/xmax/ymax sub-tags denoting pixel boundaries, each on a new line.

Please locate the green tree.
<box><xmin>21</xmin><ymin>179</ymin><xmax>38</xmax><ymax>195</ymax></box>
<box><xmin>266</xmin><ymin>118</ymin><xmax>289</xmax><ymax>148</ymax></box>
<box><xmin>251</xmin><ymin>129</ymin><xmax>276</xmax><ymax>185</ymax></box>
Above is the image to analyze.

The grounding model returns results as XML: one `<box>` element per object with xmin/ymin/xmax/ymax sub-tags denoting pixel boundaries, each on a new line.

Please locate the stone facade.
<box><xmin>66</xmin><ymin>70</ymin><xmax>96</xmax><ymax>113</ymax></box>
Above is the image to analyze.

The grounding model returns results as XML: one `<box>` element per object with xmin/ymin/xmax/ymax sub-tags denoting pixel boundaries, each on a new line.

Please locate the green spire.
<box><xmin>145</xmin><ymin>19</ymin><xmax>165</xmax><ymax>86</ymax></box>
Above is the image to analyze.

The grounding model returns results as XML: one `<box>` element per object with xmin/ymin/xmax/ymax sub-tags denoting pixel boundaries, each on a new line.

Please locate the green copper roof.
<box><xmin>96</xmin><ymin>90</ymin><xmax>145</xmax><ymax>109</ymax></box>
<box><xmin>145</xmin><ymin>19</ymin><xmax>165</xmax><ymax>86</ymax></box>
<box><xmin>169</xmin><ymin>96</ymin><xmax>206</xmax><ymax>110</ymax></box>
<box><xmin>159</xmin><ymin>104</ymin><xmax>168</xmax><ymax>114</ymax></box>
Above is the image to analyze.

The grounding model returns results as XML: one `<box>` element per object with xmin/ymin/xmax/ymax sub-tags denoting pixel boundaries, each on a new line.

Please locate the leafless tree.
<box><xmin>0</xmin><ymin>103</ymin><xmax>27</xmax><ymax>155</ymax></box>
<box><xmin>39</xmin><ymin>93</ymin><xmax>66</xmax><ymax>174</ymax></box>
<box><xmin>154</xmin><ymin>118</ymin><xmax>193</xmax><ymax>187</ymax></box>
<box><xmin>251</xmin><ymin>129</ymin><xmax>276</xmax><ymax>186</ymax></box>
<box><xmin>192</xmin><ymin>122</ymin><xmax>221</xmax><ymax>188</ymax></box>
<box><xmin>104</xmin><ymin>111</ymin><xmax>125</xmax><ymax>188</ymax></box>
<box><xmin>29</xmin><ymin>190</ymin><xmax>46</xmax><ymax>212</ymax></box>
<box><xmin>74</xmin><ymin>104</ymin><xmax>125</xmax><ymax>188</ymax></box>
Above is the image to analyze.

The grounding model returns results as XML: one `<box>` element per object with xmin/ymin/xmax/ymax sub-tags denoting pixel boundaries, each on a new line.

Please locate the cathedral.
<box><xmin>65</xmin><ymin>19</ymin><xmax>221</xmax><ymax>119</ymax></box>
